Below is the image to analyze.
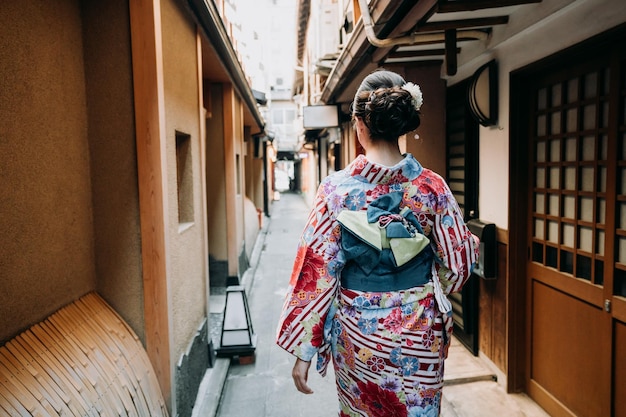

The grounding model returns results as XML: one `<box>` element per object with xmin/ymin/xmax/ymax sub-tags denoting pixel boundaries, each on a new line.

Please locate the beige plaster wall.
<box><xmin>161</xmin><ymin>0</ymin><xmax>208</xmax><ymax>361</ymax></box>
<box><xmin>82</xmin><ymin>0</ymin><xmax>145</xmax><ymax>343</ymax></box>
<box><xmin>0</xmin><ymin>1</ymin><xmax>97</xmax><ymax>342</ymax></box>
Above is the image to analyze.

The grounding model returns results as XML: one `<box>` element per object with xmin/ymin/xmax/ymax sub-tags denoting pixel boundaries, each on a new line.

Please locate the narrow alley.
<box><xmin>197</xmin><ymin>192</ymin><xmax>550</xmax><ymax>417</ymax></box>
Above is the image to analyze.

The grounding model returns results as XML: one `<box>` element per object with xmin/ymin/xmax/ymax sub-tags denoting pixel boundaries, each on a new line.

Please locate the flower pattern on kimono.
<box><xmin>401</xmin><ymin>303</ymin><xmax>414</xmax><ymax>315</ymax></box>
<box><xmin>357</xmin><ymin>381</ymin><xmax>408</xmax><ymax>417</ymax></box>
<box><xmin>293</xmin><ymin>247</ymin><xmax>325</xmax><ymax>293</ymax></box>
<box><xmin>358</xmin><ymin>317</ymin><xmax>378</xmax><ymax>335</ymax></box>
<box><xmin>408</xmin><ymin>405</ymin><xmax>438</xmax><ymax>417</ymax></box>
<box><xmin>345</xmin><ymin>190</ymin><xmax>367</xmax><ymax>210</ymax></box>
<box><xmin>403</xmin><ymin>182</ymin><xmax>418</xmax><ymax>196</ymax></box>
<box><xmin>353</xmin><ymin>295</ymin><xmax>372</xmax><ymax>309</ymax></box>
<box><xmin>296</xmin><ymin>343</ymin><xmax>317</xmax><ymax>360</ymax></box>
<box><xmin>417</xmin><ymin>190</ymin><xmax>438</xmax><ymax>208</ymax></box>
<box><xmin>337</xmin><ymin>332</ymin><xmax>356</xmax><ymax>369</ymax></box>
<box><xmin>369</xmin><ymin>294</ymin><xmax>382</xmax><ymax>306</ymax></box>
<box><xmin>357</xmin><ymin>347</ymin><xmax>373</xmax><ymax>363</ymax></box>
<box><xmin>383</xmin><ymin>308</ymin><xmax>404</xmax><ymax>334</ymax></box>
<box><xmin>388</xmin><ymin>294</ymin><xmax>403</xmax><ymax>307</ymax></box>
<box><xmin>405</xmin><ymin>314</ymin><xmax>431</xmax><ymax>331</ymax></box>
<box><xmin>343</xmin><ymin>304</ymin><xmax>358</xmax><ymax>318</ymax></box>
<box><xmin>422</xmin><ymin>328</ymin><xmax>436</xmax><ymax>349</ymax></box>
<box><xmin>442</xmin><ymin>218</ymin><xmax>456</xmax><ymax>235</ymax></box>
<box><xmin>400</xmin><ymin>356</ymin><xmax>420</xmax><ymax>376</ymax></box>
<box><xmin>322</xmin><ymin>180</ymin><xmax>337</xmax><ymax>195</ymax></box>
<box><xmin>420</xmin><ymin>387</ymin><xmax>440</xmax><ymax>402</ymax></box>
<box><xmin>309</xmin><ymin>320</ymin><xmax>325</xmax><ymax>347</ymax></box>
<box><xmin>389</xmin><ymin>182</ymin><xmax>405</xmax><ymax>192</ymax></box>
<box><xmin>380</xmin><ymin>374</ymin><xmax>402</xmax><ymax>392</ymax></box>
<box><xmin>402</xmin><ymin>196</ymin><xmax>422</xmax><ymax>213</ymax></box>
<box><xmin>329</xmin><ymin>192</ymin><xmax>345</xmax><ymax>213</ymax></box>
<box><xmin>366</xmin><ymin>356</ymin><xmax>386</xmax><ymax>372</ymax></box>
<box><xmin>389</xmin><ymin>347</ymin><xmax>402</xmax><ymax>365</ymax></box>
<box><xmin>405</xmin><ymin>393</ymin><xmax>421</xmax><ymax>408</ymax></box>
<box><xmin>331</xmin><ymin>318</ymin><xmax>343</xmax><ymax>338</ymax></box>
<box><xmin>302</xmin><ymin>224</ymin><xmax>316</xmax><ymax>242</ymax></box>
<box><xmin>370</xmin><ymin>184</ymin><xmax>390</xmax><ymax>200</ymax></box>
<box><xmin>327</xmin><ymin>258</ymin><xmax>343</xmax><ymax>278</ymax></box>
<box><xmin>361</xmin><ymin>308</ymin><xmax>389</xmax><ymax>320</ymax></box>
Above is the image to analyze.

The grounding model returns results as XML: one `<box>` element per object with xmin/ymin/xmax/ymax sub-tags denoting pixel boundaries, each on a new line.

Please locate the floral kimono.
<box><xmin>276</xmin><ymin>154</ymin><xmax>479</xmax><ymax>417</ymax></box>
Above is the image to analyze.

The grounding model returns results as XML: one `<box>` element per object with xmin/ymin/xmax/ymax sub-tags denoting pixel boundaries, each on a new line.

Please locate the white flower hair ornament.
<box><xmin>401</xmin><ymin>82</ymin><xmax>423</xmax><ymax>111</ymax></box>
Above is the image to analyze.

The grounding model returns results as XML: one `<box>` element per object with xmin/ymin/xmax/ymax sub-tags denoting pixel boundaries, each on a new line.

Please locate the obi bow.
<box><xmin>337</xmin><ymin>191</ymin><xmax>430</xmax><ymax>270</ymax></box>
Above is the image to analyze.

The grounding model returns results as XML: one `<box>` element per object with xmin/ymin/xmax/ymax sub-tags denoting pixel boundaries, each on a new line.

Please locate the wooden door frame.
<box><xmin>508</xmin><ymin>67</ymin><xmax>531</xmax><ymax>393</ymax></box>
<box><xmin>446</xmin><ymin>80</ymin><xmax>480</xmax><ymax>355</ymax></box>
<box><xmin>509</xmin><ymin>22</ymin><xmax>626</xmax><ymax>396</ymax></box>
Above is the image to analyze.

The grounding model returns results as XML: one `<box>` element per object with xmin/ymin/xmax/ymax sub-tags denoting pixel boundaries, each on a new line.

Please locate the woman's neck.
<box><xmin>364</xmin><ymin>142</ymin><xmax>404</xmax><ymax>167</ymax></box>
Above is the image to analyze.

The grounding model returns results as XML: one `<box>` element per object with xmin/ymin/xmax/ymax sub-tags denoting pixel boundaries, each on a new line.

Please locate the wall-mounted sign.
<box><xmin>303</xmin><ymin>105</ymin><xmax>339</xmax><ymax>129</ymax></box>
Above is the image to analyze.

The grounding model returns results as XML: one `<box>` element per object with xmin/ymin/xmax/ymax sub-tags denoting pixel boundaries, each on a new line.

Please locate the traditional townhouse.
<box><xmin>0</xmin><ymin>0</ymin><xmax>269</xmax><ymax>415</ymax></box>
<box><xmin>296</xmin><ymin>0</ymin><xmax>626</xmax><ymax>416</ymax></box>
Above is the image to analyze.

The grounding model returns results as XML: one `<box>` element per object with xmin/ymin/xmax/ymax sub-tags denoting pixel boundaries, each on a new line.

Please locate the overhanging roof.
<box><xmin>293</xmin><ymin>0</ymin><xmax>311</xmax><ymax>95</ymax></box>
<box><xmin>320</xmin><ymin>0</ymin><xmax>544</xmax><ymax>105</ymax></box>
<box><xmin>179</xmin><ymin>0</ymin><xmax>265</xmax><ymax>132</ymax></box>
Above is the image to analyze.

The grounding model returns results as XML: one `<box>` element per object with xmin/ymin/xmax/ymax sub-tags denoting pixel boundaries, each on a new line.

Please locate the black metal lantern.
<box><xmin>215</xmin><ymin>285</ymin><xmax>257</xmax><ymax>358</ymax></box>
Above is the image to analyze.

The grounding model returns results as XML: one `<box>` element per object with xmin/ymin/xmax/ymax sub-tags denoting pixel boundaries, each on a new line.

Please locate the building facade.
<box><xmin>0</xmin><ymin>0</ymin><xmax>271</xmax><ymax>415</ymax></box>
<box><xmin>296</xmin><ymin>1</ymin><xmax>626</xmax><ymax>416</ymax></box>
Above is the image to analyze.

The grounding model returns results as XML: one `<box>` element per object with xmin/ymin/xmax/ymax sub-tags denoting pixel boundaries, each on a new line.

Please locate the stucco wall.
<box><xmin>0</xmin><ymin>1</ymin><xmax>96</xmax><ymax>342</ymax></box>
<box><xmin>161</xmin><ymin>0</ymin><xmax>208</xmax><ymax>362</ymax></box>
<box><xmin>82</xmin><ymin>0</ymin><xmax>146</xmax><ymax>343</ymax></box>
<box><xmin>445</xmin><ymin>0</ymin><xmax>626</xmax><ymax>229</ymax></box>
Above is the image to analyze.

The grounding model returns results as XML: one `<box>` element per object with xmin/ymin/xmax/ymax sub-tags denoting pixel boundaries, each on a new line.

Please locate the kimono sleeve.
<box><xmin>275</xmin><ymin>183</ymin><xmax>341</xmax><ymax>367</ymax></box>
<box><xmin>430</xmin><ymin>182</ymin><xmax>480</xmax><ymax>295</ymax></box>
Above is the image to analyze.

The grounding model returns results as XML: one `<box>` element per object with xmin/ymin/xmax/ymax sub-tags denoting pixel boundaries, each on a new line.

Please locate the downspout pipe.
<box><xmin>357</xmin><ymin>0</ymin><xmax>489</xmax><ymax>48</ymax></box>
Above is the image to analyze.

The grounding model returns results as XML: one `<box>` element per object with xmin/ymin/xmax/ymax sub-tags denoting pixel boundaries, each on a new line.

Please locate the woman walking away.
<box><xmin>276</xmin><ymin>69</ymin><xmax>479</xmax><ymax>417</ymax></box>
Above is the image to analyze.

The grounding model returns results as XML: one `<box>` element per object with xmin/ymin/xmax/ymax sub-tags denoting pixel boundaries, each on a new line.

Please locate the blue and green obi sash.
<box><xmin>337</xmin><ymin>191</ymin><xmax>433</xmax><ymax>292</ymax></box>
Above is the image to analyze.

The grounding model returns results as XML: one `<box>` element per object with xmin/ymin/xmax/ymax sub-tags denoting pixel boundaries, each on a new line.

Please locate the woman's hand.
<box><xmin>292</xmin><ymin>358</ymin><xmax>314</xmax><ymax>394</ymax></box>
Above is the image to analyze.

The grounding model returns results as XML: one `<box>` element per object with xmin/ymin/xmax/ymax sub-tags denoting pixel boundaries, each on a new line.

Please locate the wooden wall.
<box><xmin>478</xmin><ymin>231</ymin><xmax>508</xmax><ymax>373</ymax></box>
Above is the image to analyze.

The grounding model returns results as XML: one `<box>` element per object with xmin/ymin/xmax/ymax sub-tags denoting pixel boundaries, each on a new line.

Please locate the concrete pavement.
<box><xmin>192</xmin><ymin>192</ymin><xmax>551</xmax><ymax>417</ymax></box>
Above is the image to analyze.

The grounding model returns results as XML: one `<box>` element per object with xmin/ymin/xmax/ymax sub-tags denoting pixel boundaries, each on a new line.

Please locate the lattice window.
<box><xmin>531</xmin><ymin>67</ymin><xmax>611</xmax><ymax>285</ymax></box>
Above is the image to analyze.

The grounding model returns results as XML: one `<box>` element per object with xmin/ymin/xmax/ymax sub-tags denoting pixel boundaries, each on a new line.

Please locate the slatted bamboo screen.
<box><xmin>0</xmin><ymin>292</ymin><xmax>169</xmax><ymax>416</ymax></box>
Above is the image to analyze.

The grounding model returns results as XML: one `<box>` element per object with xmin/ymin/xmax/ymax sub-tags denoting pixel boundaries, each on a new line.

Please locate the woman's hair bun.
<box><xmin>365</xmin><ymin>87</ymin><xmax>420</xmax><ymax>140</ymax></box>
<box><xmin>352</xmin><ymin>70</ymin><xmax>421</xmax><ymax>142</ymax></box>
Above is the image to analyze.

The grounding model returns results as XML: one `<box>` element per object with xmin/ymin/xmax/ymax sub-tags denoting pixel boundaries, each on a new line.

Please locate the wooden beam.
<box><xmin>387</xmin><ymin>47</ymin><xmax>459</xmax><ymax>59</ymax></box>
<box><xmin>129</xmin><ymin>0</ymin><xmax>171</xmax><ymax>407</ymax></box>
<box><xmin>369</xmin><ymin>0</ymin><xmax>440</xmax><ymax>68</ymax></box>
<box><xmin>223</xmin><ymin>84</ymin><xmax>238</xmax><ymax>277</ymax></box>
<box><xmin>445</xmin><ymin>29</ymin><xmax>457</xmax><ymax>76</ymax></box>
<box><xmin>438</xmin><ymin>0</ymin><xmax>542</xmax><ymax>13</ymax></box>
<box><xmin>197</xmin><ymin>30</ymin><xmax>211</xmax><ymax>331</ymax></box>
<box><xmin>416</xmin><ymin>16</ymin><xmax>509</xmax><ymax>32</ymax></box>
